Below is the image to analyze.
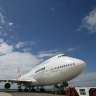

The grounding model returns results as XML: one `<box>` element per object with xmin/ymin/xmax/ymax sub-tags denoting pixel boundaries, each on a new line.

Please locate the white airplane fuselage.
<box><xmin>18</xmin><ymin>54</ymin><xmax>86</xmax><ymax>86</ymax></box>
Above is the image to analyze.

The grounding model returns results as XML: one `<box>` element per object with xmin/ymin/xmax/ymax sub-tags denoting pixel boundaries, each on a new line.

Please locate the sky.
<box><xmin>0</xmin><ymin>0</ymin><xmax>96</xmax><ymax>80</ymax></box>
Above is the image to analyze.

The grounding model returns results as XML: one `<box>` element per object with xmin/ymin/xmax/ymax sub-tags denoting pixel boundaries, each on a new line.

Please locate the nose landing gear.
<box><xmin>52</xmin><ymin>82</ymin><xmax>68</xmax><ymax>95</ymax></box>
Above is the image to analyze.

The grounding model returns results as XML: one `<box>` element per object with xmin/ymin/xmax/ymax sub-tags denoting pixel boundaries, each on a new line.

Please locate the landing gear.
<box><xmin>18</xmin><ymin>85</ymin><xmax>22</xmax><ymax>92</ymax></box>
<box><xmin>62</xmin><ymin>82</ymin><xmax>68</xmax><ymax>87</ymax></box>
<box><xmin>31</xmin><ymin>87</ymin><xmax>36</xmax><ymax>92</ymax></box>
<box><xmin>52</xmin><ymin>82</ymin><xmax>68</xmax><ymax>95</ymax></box>
<box><xmin>40</xmin><ymin>87</ymin><xmax>45</xmax><ymax>92</ymax></box>
<box><xmin>24</xmin><ymin>86</ymin><xmax>34</xmax><ymax>92</ymax></box>
<box><xmin>18</xmin><ymin>85</ymin><xmax>31</xmax><ymax>92</ymax></box>
<box><xmin>24</xmin><ymin>88</ymin><xmax>29</xmax><ymax>92</ymax></box>
<box><xmin>17</xmin><ymin>85</ymin><xmax>45</xmax><ymax>92</ymax></box>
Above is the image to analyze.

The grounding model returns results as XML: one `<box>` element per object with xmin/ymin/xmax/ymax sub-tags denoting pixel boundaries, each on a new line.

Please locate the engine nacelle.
<box><xmin>4</xmin><ymin>82</ymin><xmax>11</xmax><ymax>89</ymax></box>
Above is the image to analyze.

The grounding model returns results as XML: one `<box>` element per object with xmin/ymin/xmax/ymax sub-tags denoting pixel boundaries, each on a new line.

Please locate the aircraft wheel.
<box><xmin>40</xmin><ymin>88</ymin><xmax>45</xmax><ymax>92</ymax></box>
<box><xmin>24</xmin><ymin>88</ymin><xmax>29</xmax><ymax>92</ymax></box>
<box><xmin>31</xmin><ymin>88</ymin><xmax>36</xmax><ymax>92</ymax></box>
<box><xmin>18</xmin><ymin>88</ymin><xmax>23</xmax><ymax>92</ymax></box>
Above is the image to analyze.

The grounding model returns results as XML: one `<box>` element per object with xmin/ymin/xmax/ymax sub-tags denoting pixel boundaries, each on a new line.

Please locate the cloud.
<box><xmin>0</xmin><ymin>39</ymin><xmax>41</xmax><ymax>79</ymax></box>
<box><xmin>0</xmin><ymin>38</ymin><xmax>4</xmax><ymax>43</ymax></box>
<box><xmin>16</xmin><ymin>42</ymin><xmax>25</xmax><ymax>48</ymax></box>
<box><xmin>38</xmin><ymin>49</ymin><xmax>62</xmax><ymax>58</ymax></box>
<box><xmin>0</xmin><ymin>12</ymin><xmax>5</xmax><ymax>25</ymax></box>
<box><xmin>0</xmin><ymin>8</ymin><xmax>14</xmax><ymax>27</ymax></box>
<box><xmin>66</xmin><ymin>45</ymin><xmax>81</xmax><ymax>52</ymax></box>
<box><xmin>0</xmin><ymin>7</ymin><xmax>15</xmax><ymax>37</ymax></box>
<box><xmin>16</xmin><ymin>41</ymin><xmax>37</xmax><ymax>49</ymax></box>
<box><xmin>0</xmin><ymin>39</ymin><xmax>13</xmax><ymax>55</ymax></box>
<box><xmin>0</xmin><ymin>52</ymin><xmax>41</xmax><ymax>79</ymax></box>
<box><xmin>8</xmin><ymin>22</ymin><xmax>14</xmax><ymax>26</ymax></box>
<box><xmin>69</xmin><ymin>72</ymin><xmax>96</xmax><ymax>87</ymax></box>
<box><xmin>23</xmin><ymin>48</ymin><xmax>32</xmax><ymax>52</ymax></box>
<box><xmin>78</xmin><ymin>8</ymin><xmax>96</xmax><ymax>33</ymax></box>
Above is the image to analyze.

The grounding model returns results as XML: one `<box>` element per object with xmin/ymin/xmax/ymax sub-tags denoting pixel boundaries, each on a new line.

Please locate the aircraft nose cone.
<box><xmin>77</xmin><ymin>59</ymin><xmax>86</xmax><ymax>72</ymax></box>
<box><xmin>79</xmin><ymin>60</ymin><xmax>86</xmax><ymax>67</ymax></box>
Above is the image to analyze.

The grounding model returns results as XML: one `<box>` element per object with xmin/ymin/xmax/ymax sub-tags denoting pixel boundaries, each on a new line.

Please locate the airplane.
<box><xmin>0</xmin><ymin>54</ymin><xmax>86</xmax><ymax>92</ymax></box>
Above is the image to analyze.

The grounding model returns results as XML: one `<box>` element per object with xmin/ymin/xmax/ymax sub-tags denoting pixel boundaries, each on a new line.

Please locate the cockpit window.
<box><xmin>61</xmin><ymin>55</ymin><xmax>67</xmax><ymax>56</ymax></box>
<box><xmin>58</xmin><ymin>54</ymin><xmax>67</xmax><ymax>58</ymax></box>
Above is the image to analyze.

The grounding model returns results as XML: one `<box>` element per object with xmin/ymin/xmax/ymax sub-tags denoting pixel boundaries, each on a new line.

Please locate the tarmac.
<box><xmin>0</xmin><ymin>92</ymin><xmax>12</xmax><ymax>96</ymax></box>
<box><xmin>0</xmin><ymin>92</ymin><xmax>65</xmax><ymax>96</ymax></box>
<box><xmin>0</xmin><ymin>89</ymin><xmax>66</xmax><ymax>96</ymax></box>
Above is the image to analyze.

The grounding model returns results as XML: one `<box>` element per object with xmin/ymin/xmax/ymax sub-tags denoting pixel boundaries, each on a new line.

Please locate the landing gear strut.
<box><xmin>24</xmin><ymin>88</ymin><xmax>29</xmax><ymax>92</ymax></box>
<box><xmin>40</xmin><ymin>87</ymin><xmax>45</xmax><ymax>92</ymax></box>
<box><xmin>18</xmin><ymin>85</ymin><xmax>22</xmax><ymax>92</ymax></box>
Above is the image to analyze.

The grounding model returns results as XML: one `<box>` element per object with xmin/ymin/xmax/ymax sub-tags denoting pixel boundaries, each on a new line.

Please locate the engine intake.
<box><xmin>4</xmin><ymin>82</ymin><xmax>11</xmax><ymax>89</ymax></box>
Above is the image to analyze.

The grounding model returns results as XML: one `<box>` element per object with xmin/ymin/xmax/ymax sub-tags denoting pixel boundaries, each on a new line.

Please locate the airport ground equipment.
<box><xmin>66</xmin><ymin>87</ymin><xmax>96</xmax><ymax>96</ymax></box>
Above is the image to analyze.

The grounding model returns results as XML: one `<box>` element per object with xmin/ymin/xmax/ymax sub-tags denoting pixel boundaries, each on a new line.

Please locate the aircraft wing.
<box><xmin>0</xmin><ymin>79</ymin><xmax>36</xmax><ymax>89</ymax></box>
<box><xmin>0</xmin><ymin>79</ymin><xmax>32</xmax><ymax>84</ymax></box>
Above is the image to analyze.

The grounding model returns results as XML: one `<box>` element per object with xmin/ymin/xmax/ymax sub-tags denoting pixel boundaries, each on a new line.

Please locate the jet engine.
<box><xmin>4</xmin><ymin>82</ymin><xmax>11</xmax><ymax>89</ymax></box>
